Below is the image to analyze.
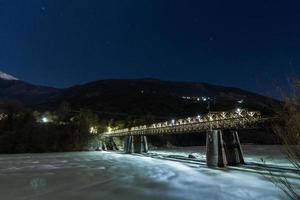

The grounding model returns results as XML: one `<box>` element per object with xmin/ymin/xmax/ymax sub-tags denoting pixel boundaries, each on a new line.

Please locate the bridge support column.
<box><xmin>125</xmin><ymin>135</ymin><xmax>148</xmax><ymax>154</ymax></box>
<box><xmin>134</xmin><ymin>136</ymin><xmax>148</xmax><ymax>153</ymax></box>
<box><xmin>124</xmin><ymin>136</ymin><xmax>134</xmax><ymax>154</ymax></box>
<box><xmin>101</xmin><ymin>140</ymin><xmax>107</xmax><ymax>151</ymax></box>
<box><xmin>206</xmin><ymin>130</ymin><xmax>228</xmax><ymax>167</ymax></box>
<box><xmin>124</xmin><ymin>136</ymin><xmax>129</xmax><ymax>153</ymax></box>
<box><xmin>234</xmin><ymin>131</ymin><xmax>245</xmax><ymax>164</ymax></box>
<box><xmin>223</xmin><ymin>131</ymin><xmax>244</xmax><ymax>165</ymax></box>
<box><xmin>110</xmin><ymin>137</ymin><xmax>119</xmax><ymax>151</ymax></box>
<box><xmin>102</xmin><ymin>138</ymin><xmax>118</xmax><ymax>151</ymax></box>
<box><xmin>142</xmin><ymin>136</ymin><xmax>149</xmax><ymax>153</ymax></box>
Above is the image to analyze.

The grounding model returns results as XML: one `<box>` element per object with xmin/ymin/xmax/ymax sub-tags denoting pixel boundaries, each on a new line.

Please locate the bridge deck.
<box><xmin>102</xmin><ymin>109</ymin><xmax>262</xmax><ymax>137</ymax></box>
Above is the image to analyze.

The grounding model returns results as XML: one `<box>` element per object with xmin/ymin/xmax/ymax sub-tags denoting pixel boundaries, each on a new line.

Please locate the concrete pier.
<box><xmin>124</xmin><ymin>136</ymin><xmax>134</xmax><ymax>154</ymax></box>
<box><xmin>206</xmin><ymin>130</ymin><xmax>228</xmax><ymax>167</ymax></box>
<box><xmin>206</xmin><ymin>130</ymin><xmax>245</xmax><ymax>167</ymax></box>
<box><xmin>125</xmin><ymin>135</ymin><xmax>148</xmax><ymax>154</ymax></box>
<box><xmin>222</xmin><ymin>130</ymin><xmax>245</xmax><ymax>165</ymax></box>
<box><xmin>101</xmin><ymin>141</ymin><xmax>107</xmax><ymax>151</ymax></box>
<box><xmin>99</xmin><ymin>138</ymin><xmax>119</xmax><ymax>151</ymax></box>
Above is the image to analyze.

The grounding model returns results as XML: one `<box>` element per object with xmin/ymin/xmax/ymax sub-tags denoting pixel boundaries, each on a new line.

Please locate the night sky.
<box><xmin>0</xmin><ymin>0</ymin><xmax>300</xmax><ymax>97</ymax></box>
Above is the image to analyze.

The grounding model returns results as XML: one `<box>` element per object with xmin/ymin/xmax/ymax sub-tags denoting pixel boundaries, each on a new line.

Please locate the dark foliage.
<box><xmin>0</xmin><ymin>102</ymin><xmax>95</xmax><ymax>153</ymax></box>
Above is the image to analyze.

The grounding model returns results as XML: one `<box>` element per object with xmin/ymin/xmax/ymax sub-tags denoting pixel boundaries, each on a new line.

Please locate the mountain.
<box><xmin>0</xmin><ymin>71</ymin><xmax>279</xmax><ymax>117</ymax></box>
<box><xmin>53</xmin><ymin>78</ymin><xmax>279</xmax><ymax>118</ymax></box>
<box><xmin>0</xmin><ymin>71</ymin><xmax>60</xmax><ymax>104</ymax></box>
<box><xmin>53</xmin><ymin>78</ymin><xmax>280</xmax><ymax>145</ymax></box>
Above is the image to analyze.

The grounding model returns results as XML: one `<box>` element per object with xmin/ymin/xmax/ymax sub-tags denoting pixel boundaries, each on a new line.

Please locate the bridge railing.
<box><xmin>102</xmin><ymin>109</ymin><xmax>262</xmax><ymax>137</ymax></box>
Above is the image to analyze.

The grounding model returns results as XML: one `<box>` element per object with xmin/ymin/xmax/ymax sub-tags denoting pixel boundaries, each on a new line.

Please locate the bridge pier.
<box><xmin>100</xmin><ymin>140</ymin><xmax>107</xmax><ymax>151</ymax></box>
<box><xmin>101</xmin><ymin>138</ymin><xmax>118</xmax><ymax>151</ymax></box>
<box><xmin>223</xmin><ymin>130</ymin><xmax>245</xmax><ymax>165</ymax></box>
<box><xmin>125</xmin><ymin>136</ymin><xmax>148</xmax><ymax>154</ymax></box>
<box><xmin>206</xmin><ymin>130</ymin><xmax>228</xmax><ymax>167</ymax></box>
<box><xmin>206</xmin><ymin>130</ymin><xmax>245</xmax><ymax>167</ymax></box>
<box><xmin>124</xmin><ymin>136</ymin><xmax>134</xmax><ymax>153</ymax></box>
<box><xmin>109</xmin><ymin>137</ymin><xmax>119</xmax><ymax>151</ymax></box>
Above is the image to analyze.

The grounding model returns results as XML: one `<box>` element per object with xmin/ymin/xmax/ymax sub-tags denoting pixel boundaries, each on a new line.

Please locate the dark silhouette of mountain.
<box><xmin>53</xmin><ymin>78</ymin><xmax>279</xmax><ymax>118</ymax></box>
<box><xmin>0</xmin><ymin>76</ymin><xmax>60</xmax><ymax>105</ymax></box>
<box><xmin>0</xmin><ymin>71</ymin><xmax>279</xmax><ymax>118</ymax></box>
<box><xmin>54</xmin><ymin>78</ymin><xmax>280</xmax><ymax>145</ymax></box>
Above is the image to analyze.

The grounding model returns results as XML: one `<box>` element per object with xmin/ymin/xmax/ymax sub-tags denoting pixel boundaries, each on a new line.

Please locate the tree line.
<box><xmin>0</xmin><ymin>101</ymin><xmax>103</xmax><ymax>153</ymax></box>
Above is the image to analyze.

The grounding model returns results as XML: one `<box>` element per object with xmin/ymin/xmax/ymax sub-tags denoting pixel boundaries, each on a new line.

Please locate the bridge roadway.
<box><xmin>100</xmin><ymin>109</ymin><xmax>264</xmax><ymax>168</ymax></box>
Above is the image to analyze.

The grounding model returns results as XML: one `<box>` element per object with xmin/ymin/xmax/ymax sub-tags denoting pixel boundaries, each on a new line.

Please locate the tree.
<box><xmin>271</xmin><ymin>79</ymin><xmax>300</xmax><ymax>200</ymax></box>
<box><xmin>57</xmin><ymin>101</ymin><xmax>71</xmax><ymax>123</ymax></box>
<box><xmin>0</xmin><ymin>101</ymin><xmax>36</xmax><ymax>153</ymax></box>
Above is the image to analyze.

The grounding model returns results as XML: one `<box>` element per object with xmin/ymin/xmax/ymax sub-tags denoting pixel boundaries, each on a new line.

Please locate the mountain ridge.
<box><xmin>0</xmin><ymin>71</ymin><xmax>279</xmax><ymax>116</ymax></box>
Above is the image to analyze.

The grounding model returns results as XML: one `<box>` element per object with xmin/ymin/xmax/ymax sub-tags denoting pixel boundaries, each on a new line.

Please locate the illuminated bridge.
<box><xmin>101</xmin><ymin>109</ymin><xmax>264</xmax><ymax>168</ymax></box>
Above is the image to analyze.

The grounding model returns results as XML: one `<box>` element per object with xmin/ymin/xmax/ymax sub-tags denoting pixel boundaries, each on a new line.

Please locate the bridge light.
<box><xmin>107</xmin><ymin>126</ymin><xmax>112</xmax><ymax>133</ymax></box>
<box><xmin>236</xmin><ymin>108</ymin><xmax>242</xmax><ymax>114</ymax></box>
<box><xmin>197</xmin><ymin>115</ymin><xmax>201</xmax><ymax>118</ymax></box>
<box><xmin>42</xmin><ymin>117</ymin><xmax>48</xmax><ymax>123</ymax></box>
<box><xmin>90</xmin><ymin>126</ymin><xmax>98</xmax><ymax>134</ymax></box>
<box><xmin>171</xmin><ymin>119</ymin><xmax>176</xmax><ymax>125</ymax></box>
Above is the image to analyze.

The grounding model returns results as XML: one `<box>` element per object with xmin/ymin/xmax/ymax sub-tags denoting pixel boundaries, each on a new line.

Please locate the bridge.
<box><xmin>100</xmin><ymin>109</ymin><xmax>263</xmax><ymax>168</ymax></box>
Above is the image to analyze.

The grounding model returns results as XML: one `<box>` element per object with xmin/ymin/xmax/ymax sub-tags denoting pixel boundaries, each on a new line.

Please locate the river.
<box><xmin>0</xmin><ymin>145</ymin><xmax>298</xmax><ymax>200</ymax></box>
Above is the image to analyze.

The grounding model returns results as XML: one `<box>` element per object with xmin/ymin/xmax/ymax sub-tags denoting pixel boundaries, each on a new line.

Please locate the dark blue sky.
<box><xmin>0</xmin><ymin>0</ymin><xmax>300</xmax><ymax>97</ymax></box>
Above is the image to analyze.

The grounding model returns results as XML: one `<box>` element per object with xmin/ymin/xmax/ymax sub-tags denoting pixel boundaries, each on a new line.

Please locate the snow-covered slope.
<box><xmin>0</xmin><ymin>71</ymin><xmax>18</xmax><ymax>81</ymax></box>
<box><xmin>0</xmin><ymin>71</ymin><xmax>60</xmax><ymax>105</ymax></box>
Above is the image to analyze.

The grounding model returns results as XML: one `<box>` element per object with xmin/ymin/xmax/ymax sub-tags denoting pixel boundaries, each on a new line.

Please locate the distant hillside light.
<box><xmin>237</xmin><ymin>99</ymin><xmax>244</xmax><ymax>104</ymax></box>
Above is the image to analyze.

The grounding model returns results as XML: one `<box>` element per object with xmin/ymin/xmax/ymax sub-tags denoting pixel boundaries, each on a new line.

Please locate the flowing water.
<box><xmin>0</xmin><ymin>145</ymin><xmax>298</xmax><ymax>200</ymax></box>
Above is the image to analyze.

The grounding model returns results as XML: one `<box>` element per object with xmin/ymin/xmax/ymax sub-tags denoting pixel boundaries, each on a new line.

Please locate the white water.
<box><xmin>0</xmin><ymin>145</ymin><xmax>298</xmax><ymax>200</ymax></box>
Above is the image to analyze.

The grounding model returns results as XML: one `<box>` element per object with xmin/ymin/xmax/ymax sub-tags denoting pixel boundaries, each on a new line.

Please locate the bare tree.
<box><xmin>271</xmin><ymin>78</ymin><xmax>300</xmax><ymax>200</ymax></box>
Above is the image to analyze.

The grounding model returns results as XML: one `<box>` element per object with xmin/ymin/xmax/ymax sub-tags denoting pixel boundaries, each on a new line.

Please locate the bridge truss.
<box><xmin>102</xmin><ymin>109</ymin><xmax>262</xmax><ymax>137</ymax></box>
